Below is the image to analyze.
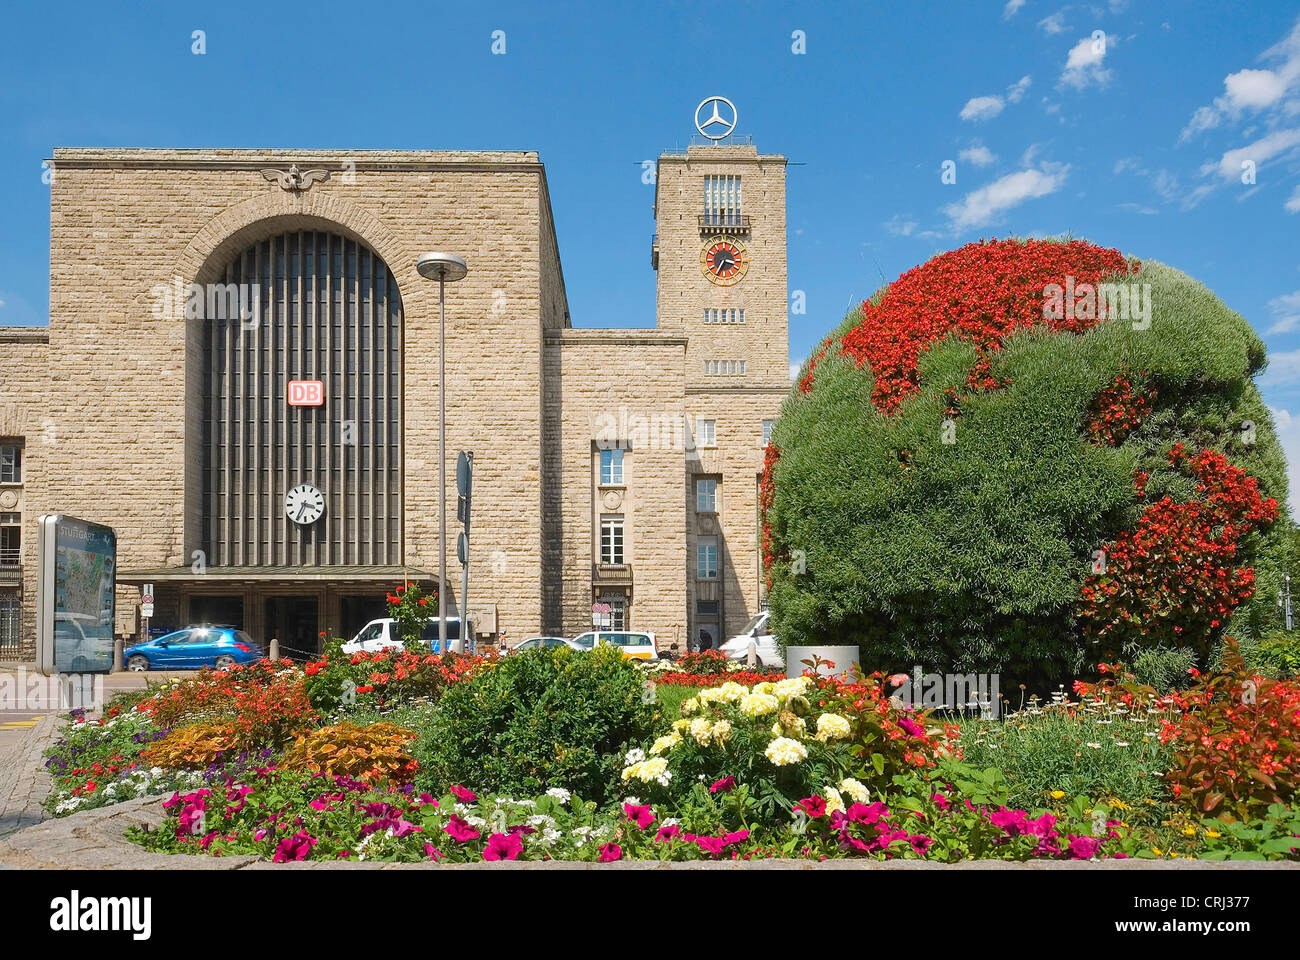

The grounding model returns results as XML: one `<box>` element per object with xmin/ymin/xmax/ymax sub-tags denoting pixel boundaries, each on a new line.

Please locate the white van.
<box><xmin>571</xmin><ymin>630</ymin><xmax>658</xmax><ymax>661</ymax></box>
<box><xmin>719</xmin><ymin>611</ymin><xmax>782</xmax><ymax>668</ymax></box>
<box><xmin>342</xmin><ymin>617</ymin><xmax>464</xmax><ymax>655</ymax></box>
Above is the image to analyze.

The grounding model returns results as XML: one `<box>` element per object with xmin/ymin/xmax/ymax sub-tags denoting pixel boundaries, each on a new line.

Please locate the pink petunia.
<box><xmin>272</xmin><ymin>830</ymin><xmax>317</xmax><ymax>863</ymax></box>
<box><xmin>450</xmin><ymin>785</ymin><xmax>477</xmax><ymax>803</ymax></box>
<box><xmin>623</xmin><ymin>803</ymin><xmax>655</xmax><ymax>829</ymax></box>
<box><xmin>709</xmin><ymin>776</ymin><xmax>737</xmax><ymax>794</ymax></box>
<box><xmin>424</xmin><ymin>844</ymin><xmax>442</xmax><ymax>861</ymax></box>
<box><xmin>598</xmin><ymin>843</ymin><xmax>622</xmax><ymax>862</ymax></box>
<box><xmin>444</xmin><ymin>814</ymin><xmax>481</xmax><ymax>843</ymax></box>
<box><xmin>483</xmin><ymin>832</ymin><xmax>524</xmax><ymax>861</ymax></box>
<box><xmin>655</xmin><ymin>825</ymin><xmax>681</xmax><ymax>842</ymax></box>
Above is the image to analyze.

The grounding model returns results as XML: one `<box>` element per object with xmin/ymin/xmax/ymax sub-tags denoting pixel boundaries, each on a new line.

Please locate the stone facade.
<box><xmin>0</xmin><ymin>142</ymin><xmax>788</xmax><ymax>659</ymax></box>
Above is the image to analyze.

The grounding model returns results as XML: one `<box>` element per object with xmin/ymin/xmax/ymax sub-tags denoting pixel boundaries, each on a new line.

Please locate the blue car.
<box><xmin>125</xmin><ymin>627</ymin><xmax>265</xmax><ymax>671</ymax></box>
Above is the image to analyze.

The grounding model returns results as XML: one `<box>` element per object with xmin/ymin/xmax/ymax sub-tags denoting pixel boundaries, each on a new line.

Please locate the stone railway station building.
<box><xmin>0</xmin><ymin>141</ymin><xmax>789</xmax><ymax>658</ymax></box>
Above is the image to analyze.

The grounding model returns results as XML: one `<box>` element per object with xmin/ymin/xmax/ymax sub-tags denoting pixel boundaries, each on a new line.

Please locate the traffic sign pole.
<box><xmin>457</xmin><ymin>452</ymin><xmax>473</xmax><ymax>653</ymax></box>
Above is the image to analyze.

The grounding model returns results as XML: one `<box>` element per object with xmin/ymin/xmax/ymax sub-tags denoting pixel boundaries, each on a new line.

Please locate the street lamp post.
<box><xmin>416</xmin><ymin>252</ymin><xmax>468</xmax><ymax>656</ymax></box>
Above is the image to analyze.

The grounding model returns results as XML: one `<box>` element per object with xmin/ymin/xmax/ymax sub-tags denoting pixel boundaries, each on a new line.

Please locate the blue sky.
<box><xmin>2</xmin><ymin>0</ymin><xmax>1300</xmax><ymax>498</ymax></box>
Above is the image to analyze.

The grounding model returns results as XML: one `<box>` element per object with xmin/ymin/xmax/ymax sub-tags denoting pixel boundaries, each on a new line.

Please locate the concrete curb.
<box><xmin>2</xmin><ymin>794</ymin><xmax>1296</xmax><ymax>869</ymax></box>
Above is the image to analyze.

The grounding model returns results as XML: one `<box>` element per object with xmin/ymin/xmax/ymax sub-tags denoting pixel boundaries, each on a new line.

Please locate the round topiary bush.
<box><xmin>764</xmin><ymin>238</ymin><xmax>1290</xmax><ymax>688</ymax></box>
<box><xmin>416</xmin><ymin>645</ymin><xmax>655</xmax><ymax>803</ymax></box>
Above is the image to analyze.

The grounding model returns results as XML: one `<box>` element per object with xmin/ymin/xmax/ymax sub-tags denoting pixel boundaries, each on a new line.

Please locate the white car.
<box><xmin>510</xmin><ymin>636</ymin><xmax>584</xmax><ymax>653</ymax></box>
<box><xmin>342</xmin><ymin>617</ymin><xmax>464</xmax><ymax>655</ymax></box>
<box><xmin>719</xmin><ymin>611</ymin><xmax>782</xmax><ymax>668</ymax></box>
<box><xmin>571</xmin><ymin>630</ymin><xmax>659</xmax><ymax>661</ymax></box>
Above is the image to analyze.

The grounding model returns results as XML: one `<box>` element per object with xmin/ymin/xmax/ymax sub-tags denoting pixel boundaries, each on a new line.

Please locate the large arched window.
<box><xmin>201</xmin><ymin>229</ymin><xmax>402</xmax><ymax>566</ymax></box>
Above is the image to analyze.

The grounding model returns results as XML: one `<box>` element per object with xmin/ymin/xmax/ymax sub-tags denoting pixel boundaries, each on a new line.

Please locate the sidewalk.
<box><xmin>0</xmin><ymin>713</ymin><xmax>59</xmax><ymax>839</ymax></box>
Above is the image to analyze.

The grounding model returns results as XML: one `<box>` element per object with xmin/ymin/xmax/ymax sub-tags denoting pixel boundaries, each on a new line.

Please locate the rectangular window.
<box><xmin>0</xmin><ymin>522</ymin><xmax>19</xmax><ymax>567</ymax></box>
<box><xmin>603</xmin><ymin>596</ymin><xmax>627</xmax><ymax>630</ymax></box>
<box><xmin>696</xmin><ymin>600</ymin><xmax>719</xmax><ymax>617</ymax></box>
<box><xmin>703</xmin><ymin>308</ymin><xmax>745</xmax><ymax>324</ymax></box>
<box><xmin>0</xmin><ymin>592</ymin><xmax>19</xmax><ymax>656</ymax></box>
<box><xmin>696</xmin><ymin>477</ymin><xmax>718</xmax><ymax>513</ymax></box>
<box><xmin>0</xmin><ymin>444</ymin><xmax>21</xmax><ymax>484</ymax></box>
<box><xmin>704</xmin><ymin>360</ymin><xmax>746</xmax><ymax>376</ymax></box>
<box><xmin>695</xmin><ymin>419</ymin><xmax>716</xmax><ymax>447</ymax></box>
<box><xmin>600</xmin><ymin>516</ymin><xmax>625</xmax><ymax>565</ymax></box>
<box><xmin>704</xmin><ymin>175</ymin><xmax>742</xmax><ymax>226</ymax></box>
<box><xmin>762</xmin><ymin>420</ymin><xmax>776</xmax><ymax>446</ymax></box>
<box><xmin>697</xmin><ymin>537</ymin><xmax>719</xmax><ymax>579</ymax></box>
<box><xmin>600</xmin><ymin>448</ymin><xmax>624</xmax><ymax>485</ymax></box>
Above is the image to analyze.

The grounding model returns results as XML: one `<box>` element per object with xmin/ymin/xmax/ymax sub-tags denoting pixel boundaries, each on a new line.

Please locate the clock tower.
<box><xmin>652</xmin><ymin>137</ymin><xmax>790</xmax><ymax>649</ymax></box>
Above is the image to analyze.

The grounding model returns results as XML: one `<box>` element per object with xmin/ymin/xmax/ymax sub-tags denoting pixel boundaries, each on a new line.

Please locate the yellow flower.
<box><xmin>649</xmin><ymin>733</ymin><xmax>681</xmax><ymax>756</ymax></box>
<box><xmin>715</xmin><ymin>682</ymin><xmax>748</xmax><ymax>703</ymax></box>
<box><xmin>634</xmin><ymin>757</ymin><xmax>669</xmax><ymax>783</ymax></box>
<box><xmin>752</xmin><ymin>682</ymin><xmax>775</xmax><ymax>696</ymax></box>
<box><xmin>823</xmin><ymin>786</ymin><xmax>845</xmax><ymax>814</ymax></box>
<box><xmin>688</xmin><ymin>718</ymin><xmax>713</xmax><ymax>746</ymax></box>
<box><xmin>672</xmin><ymin>719</ymin><xmax>692</xmax><ymax>733</ymax></box>
<box><xmin>739</xmin><ymin>693</ymin><xmax>780</xmax><ymax>718</ymax></box>
<box><xmin>710</xmin><ymin>720</ymin><xmax>732</xmax><ymax>744</ymax></box>
<box><xmin>1205</xmin><ymin>829</ymin><xmax>1221</xmax><ymax>839</ymax></box>
<box><xmin>1181</xmin><ymin>825</ymin><xmax>1197</xmax><ymax>837</ymax></box>
<box><xmin>680</xmin><ymin>698</ymin><xmax>699</xmax><ymax>716</ymax></box>
<box><xmin>621</xmin><ymin>762</ymin><xmax>642</xmax><ymax>781</ymax></box>
<box><xmin>1050</xmin><ymin>790</ymin><xmax>1065</xmax><ymax>800</ymax></box>
<box><xmin>764</xmin><ymin>736</ymin><xmax>808</xmax><ymax>766</ymax></box>
<box><xmin>839</xmin><ymin>778</ymin><xmax>869</xmax><ymax>804</ymax></box>
<box><xmin>814</xmin><ymin>713</ymin><xmax>851</xmax><ymax>741</ymax></box>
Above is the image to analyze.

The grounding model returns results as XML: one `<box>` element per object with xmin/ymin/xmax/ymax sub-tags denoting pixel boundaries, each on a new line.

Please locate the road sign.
<box><xmin>456</xmin><ymin>451</ymin><xmax>472</xmax><ymax>497</ymax></box>
<box><xmin>457</xmin><ymin>531</ymin><xmax>469</xmax><ymax>566</ymax></box>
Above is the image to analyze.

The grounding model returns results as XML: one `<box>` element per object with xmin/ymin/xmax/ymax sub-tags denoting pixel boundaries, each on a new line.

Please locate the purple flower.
<box><xmin>273</xmin><ymin>830</ymin><xmax>317</xmax><ymax>862</ymax></box>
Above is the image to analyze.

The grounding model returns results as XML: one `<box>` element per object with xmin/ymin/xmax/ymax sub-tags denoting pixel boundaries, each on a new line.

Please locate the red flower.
<box><xmin>797</xmin><ymin>795</ymin><xmax>827</xmax><ymax>818</ymax></box>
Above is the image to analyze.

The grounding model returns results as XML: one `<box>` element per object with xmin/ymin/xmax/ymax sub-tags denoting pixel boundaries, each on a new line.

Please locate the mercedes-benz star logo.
<box><xmin>694</xmin><ymin>96</ymin><xmax>738</xmax><ymax>140</ymax></box>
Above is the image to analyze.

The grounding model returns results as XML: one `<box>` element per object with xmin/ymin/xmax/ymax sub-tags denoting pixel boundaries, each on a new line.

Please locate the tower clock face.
<box><xmin>701</xmin><ymin>236</ymin><xmax>748</xmax><ymax>285</ymax></box>
<box><xmin>285</xmin><ymin>484</ymin><xmax>325</xmax><ymax>526</ymax></box>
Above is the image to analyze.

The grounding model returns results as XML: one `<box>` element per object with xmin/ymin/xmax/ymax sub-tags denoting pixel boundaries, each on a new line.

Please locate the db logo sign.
<box><xmin>288</xmin><ymin>381</ymin><xmax>325</xmax><ymax>406</ymax></box>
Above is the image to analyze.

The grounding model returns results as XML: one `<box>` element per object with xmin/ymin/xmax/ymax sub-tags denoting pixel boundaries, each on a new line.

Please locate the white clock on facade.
<box><xmin>285</xmin><ymin>484</ymin><xmax>325</xmax><ymax>526</ymax></box>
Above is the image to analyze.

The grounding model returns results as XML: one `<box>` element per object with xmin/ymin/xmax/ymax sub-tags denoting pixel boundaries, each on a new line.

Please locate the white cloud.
<box><xmin>884</xmin><ymin>214</ymin><xmax>918</xmax><ymax>236</ymax></box>
<box><xmin>789</xmin><ymin>364</ymin><xmax>800</xmax><ymax>383</ymax></box>
<box><xmin>1268</xmin><ymin>406</ymin><xmax>1300</xmax><ymax>517</ymax></box>
<box><xmin>1286</xmin><ymin>183</ymin><xmax>1300</xmax><ymax>213</ymax></box>
<box><xmin>960</xmin><ymin>143</ymin><xmax>997</xmax><ymax>167</ymax></box>
<box><xmin>1061</xmin><ymin>34</ymin><xmax>1112</xmax><ymax>89</ymax></box>
<box><xmin>1007</xmin><ymin>75</ymin><xmax>1033</xmax><ymax>103</ymax></box>
<box><xmin>1260</xmin><ymin>348</ymin><xmax>1300</xmax><ymax>389</ymax></box>
<box><xmin>943</xmin><ymin>163</ymin><xmax>1069</xmax><ymax>232</ymax></box>
<box><xmin>1038</xmin><ymin>11</ymin><xmax>1067</xmax><ymax>35</ymax></box>
<box><xmin>1003</xmin><ymin>0</ymin><xmax>1026</xmax><ymax>19</ymax></box>
<box><xmin>1179</xmin><ymin>16</ymin><xmax>1300</xmax><ymax>142</ymax></box>
<box><xmin>960</xmin><ymin>96</ymin><xmax>1005</xmax><ymax>122</ymax></box>
<box><xmin>1267</xmin><ymin>290</ymin><xmax>1300</xmax><ymax>335</ymax></box>
<box><xmin>1211</xmin><ymin>127</ymin><xmax>1300</xmax><ymax>180</ymax></box>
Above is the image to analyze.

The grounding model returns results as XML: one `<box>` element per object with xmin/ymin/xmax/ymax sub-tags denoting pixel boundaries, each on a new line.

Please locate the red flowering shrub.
<box><xmin>809</xmin><ymin>238</ymin><xmax>1133</xmax><ymax>412</ymax></box>
<box><xmin>386</xmin><ymin>581</ymin><xmax>437</xmax><ymax>645</ymax></box>
<box><xmin>1085</xmin><ymin>372</ymin><xmax>1154</xmax><ymax>445</ymax></box>
<box><xmin>304</xmin><ymin>644</ymin><xmax>485</xmax><ymax>712</ymax></box>
<box><xmin>1079</xmin><ymin>444</ymin><xmax>1278</xmax><ymax>658</ymax></box>
<box><xmin>1076</xmin><ymin>644</ymin><xmax>1300</xmax><ymax>820</ymax></box>
<box><xmin>765</xmin><ymin>238</ymin><xmax>1286</xmax><ymax>685</ymax></box>
<box><xmin>137</xmin><ymin>660</ymin><xmax>317</xmax><ymax>748</ymax></box>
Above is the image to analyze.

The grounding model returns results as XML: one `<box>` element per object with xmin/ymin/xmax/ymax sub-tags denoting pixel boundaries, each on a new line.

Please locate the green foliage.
<box><xmin>769</xmin><ymin>257</ymin><xmax>1292</xmax><ymax>688</ymax></box>
<box><xmin>415</xmin><ymin>646</ymin><xmax>655</xmax><ymax>803</ymax></box>
<box><xmin>956</xmin><ymin>694</ymin><xmax>1177</xmax><ymax>816</ymax></box>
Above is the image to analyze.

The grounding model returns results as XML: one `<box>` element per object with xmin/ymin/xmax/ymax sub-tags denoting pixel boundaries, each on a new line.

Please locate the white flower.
<box><xmin>839</xmin><ymin>778</ymin><xmax>870</xmax><ymax>804</ymax></box>
<box><xmin>815</xmin><ymin>713</ymin><xmax>851</xmax><ymax>741</ymax></box>
<box><xmin>740</xmin><ymin>693</ymin><xmax>780</xmax><ymax>718</ymax></box>
<box><xmin>823</xmin><ymin>786</ymin><xmax>845</xmax><ymax>814</ymax></box>
<box><xmin>545</xmin><ymin>787</ymin><xmax>571</xmax><ymax>804</ymax></box>
<box><xmin>764</xmin><ymin>736</ymin><xmax>808</xmax><ymax>766</ymax></box>
<box><xmin>625</xmin><ymin>748</ymin><xmax>646</xmax><ymax>764</ymax></box>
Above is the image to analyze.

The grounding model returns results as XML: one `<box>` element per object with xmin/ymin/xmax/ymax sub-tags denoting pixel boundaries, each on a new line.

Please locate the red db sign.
<box><xmin>288</xmin><ymin>381</ymin><xmax>325</xmax><ymax>406</ymax></box>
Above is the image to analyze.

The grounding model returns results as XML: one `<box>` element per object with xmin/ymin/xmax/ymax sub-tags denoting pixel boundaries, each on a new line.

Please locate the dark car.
<box><xmin>124</xmin><ymin>626</ymin><xmax>264</xmax><ymax>671</ymax></box>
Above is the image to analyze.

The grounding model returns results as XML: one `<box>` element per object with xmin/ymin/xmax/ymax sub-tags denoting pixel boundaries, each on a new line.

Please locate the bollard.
<box><xmin>113</xmin><ymin>637</ymin><xmax>125</xmax><ymax>673</ymax></box>
<box><xmin>747</xmin><ymin>639</ymin><xmax>757</xmax><ymax>667</ymax></box>
<box><xmin>269</xmin><ymin>636</ymin><xmax>280</xmax><ymax>661</ymax></box>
